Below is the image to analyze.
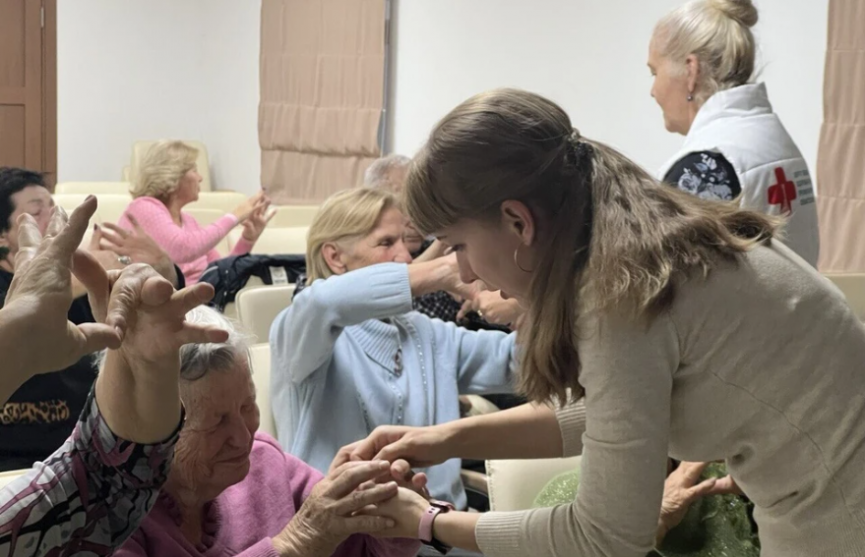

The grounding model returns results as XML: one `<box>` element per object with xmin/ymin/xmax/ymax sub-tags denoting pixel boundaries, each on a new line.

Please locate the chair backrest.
<box><xmin>129</xmin><ymin>140</ymin><xmax>212</xmax><ymax>192</ymax></box>
<box><xmin>55</xmin><ymin>181</ymin><xmax>132</xmax><ymax>195</ymax></box>
<box><xmin>228</xmin><ymin>227</ymin><xmax>308</xmax><ymax>255</ymax></box>
<box><xmin>184</xmin><ymin>207</ymin><xmax>226</xmax><ymax>227</ymax></box>
<box><xmin>236</xmin><ymin>285</ymin><xmax>296</xmax><ymax>343</ymax></box>
<box><xmin>53</xmin><ymin>193</ymin><xmax>132</xmax><ymax>225</ymax></box>
<box><xmin>189</xmin><ymin>191</ymin><xmax>248</xmax><ymax>214</ymax></box>
<box><xmin>0</xmin><ymin>468</ymin><xmax>28</xmax><ymax>489</ymax></box>
<box><xmin>824</xmin><ymin>273</ymin><xmax>865</xmax><ymax>321</ymax></box>
<box><xmin>270</xmin><ymin>205</ymin><xmax>320</xmax><ymax>227</ymax></box>
<box><xmin>486</xmin><ymin>456</ymin><xmax>582</xmax><ymax>512</ymax></box>
<box><xmin>248</xmin><ymin>343</ymin><xmax>277</xmax><ymax>436</ymax></box>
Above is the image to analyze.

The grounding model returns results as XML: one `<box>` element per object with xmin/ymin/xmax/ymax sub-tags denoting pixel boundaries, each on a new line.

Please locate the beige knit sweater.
<box><xmin>475</xmin><ymin>243</ymin><xmax>865</xmax><ymax>556</ymax></box>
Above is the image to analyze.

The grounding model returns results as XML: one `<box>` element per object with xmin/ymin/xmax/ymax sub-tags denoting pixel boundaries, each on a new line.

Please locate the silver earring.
<box><xmin>687</xmin><ymin>94</ymin><xmax>694</xmax><ymax>102</ymax></box>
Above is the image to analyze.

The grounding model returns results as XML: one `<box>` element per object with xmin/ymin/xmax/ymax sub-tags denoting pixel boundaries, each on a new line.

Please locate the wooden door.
<box><xmin>0</xmin><ymin>0</ymin><xmax>56</xmax><ymax>186</ymax></box>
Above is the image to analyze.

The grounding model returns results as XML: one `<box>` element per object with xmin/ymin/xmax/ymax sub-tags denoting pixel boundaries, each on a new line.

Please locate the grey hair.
<box><xmin>179</xmin><ymin>306</ymin><xmax>252</xmax><ymax>381</ymax></box>
<box><xmin>94</xmin><ymin>305</ymin><xmax>251</xmax><ymax>380</ymax></box>
<box><xmin>363</xmin><ymin>154</ymin><xmax>411</xmax><ymax>191</ymax></box>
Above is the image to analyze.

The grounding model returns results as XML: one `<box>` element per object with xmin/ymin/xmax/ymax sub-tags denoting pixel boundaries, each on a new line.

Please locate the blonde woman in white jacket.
<box><xmin>648</xmin><ymin>0</ymin><xmax>820</xmax><ymax>266</ymax></box>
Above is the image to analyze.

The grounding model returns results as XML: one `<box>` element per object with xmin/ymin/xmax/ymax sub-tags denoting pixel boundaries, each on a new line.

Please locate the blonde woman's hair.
<box><xmin>306</xmin><ymin>187</ymin><xmax>397</xmax><ymax>282</ymax></box>
<box><xmin>130</xmin><ymin>140</ymin><xmax>199</xmax><ymax>199</ymax></box>
<box><xmin>654</xmin><ymin>0</ymin><xmax>759</xmax><ymax>105</ymax></box>
<box><xmin>406</xmin><ymin>88</ymin><xmax>778</xmax><ymax>406</ymax></box>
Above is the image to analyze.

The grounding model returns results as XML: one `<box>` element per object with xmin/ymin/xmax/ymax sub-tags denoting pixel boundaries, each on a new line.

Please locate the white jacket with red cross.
<box><xmin>659</xmin><ymin>82</ymin><xmax>820</xmax><ymax>267</ymax></box>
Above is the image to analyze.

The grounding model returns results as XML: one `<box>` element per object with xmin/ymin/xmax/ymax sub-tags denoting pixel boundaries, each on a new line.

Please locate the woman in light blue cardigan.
<box><xmin>269</xmin><ymin>188</ymin><xmax>517</xmax><ymax>510</ymax></box>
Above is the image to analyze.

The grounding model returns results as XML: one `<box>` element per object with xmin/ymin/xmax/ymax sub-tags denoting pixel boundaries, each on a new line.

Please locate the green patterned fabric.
<box><xmin>532</xmin><ymin>463</ymin><xmax>759</xmax><ymax>557</ymax></box>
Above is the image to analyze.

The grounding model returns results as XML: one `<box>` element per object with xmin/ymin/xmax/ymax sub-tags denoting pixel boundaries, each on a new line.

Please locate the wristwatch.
<box><xmin>418</xmin><ymin>499</ymin><xmax>454</xmax><ymax>554</ymax></box>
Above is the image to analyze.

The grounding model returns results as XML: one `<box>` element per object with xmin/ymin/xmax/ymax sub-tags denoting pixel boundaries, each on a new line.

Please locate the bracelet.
<box><xmin>418</xmin><ymin>499</ymin><xmax>454</xmax><ymax>554</ymax></box>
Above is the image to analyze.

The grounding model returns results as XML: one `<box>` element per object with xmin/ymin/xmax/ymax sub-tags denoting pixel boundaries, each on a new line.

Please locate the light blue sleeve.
<box><xmin>269</xmin><ymin>263</ymin><xmax>414</xmax><ymax>384</ymax></box>
<box><xmin>432</xmin><ymin>320</ymin><xmax>518</xmax><ymax>394</ymax></box>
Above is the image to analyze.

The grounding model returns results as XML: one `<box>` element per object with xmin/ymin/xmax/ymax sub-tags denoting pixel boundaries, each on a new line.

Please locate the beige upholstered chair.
<box><xmin>228</xmin><ymin>227</ymin><xmax>308</xmax><ymax>255</ymax></box>
<box><xmin>270</xmin><ymin>205</ymin><xmax>320</xmax><ymax>227</ymax></box>
<box><xmin>824</xmin><ymin>273</ymin><xmax>865</xmax><ymax>321</ymax></box>
<box><xmin>486</xmin><ymin>456</ymin><xmax>582</xmax><ymax>511</ymax></box>
<box><xmin>236</xmin><ymin>285</ymin><xmax>296</xmax><ymax>343</ymax></box>
<box><xmin>55</xmin><ymin>181</ymin><xmax>132</xmax><ymax>195</ymax></box>
<box><xmin>53</xmin><ymin>193</ymin><xmax>132</xmax><ymax>225</ymax></box>
<box><xmin>189</xmin><ymin>191</ymin><xmax>248</xmax><ymax>213</ymax></box>
<box><xmin>248</xmin><ymin>343</ymin><xmax>277</xmax><ymax>437</ymax></box>
<box><xmin>129</xmin><ymin>140</ymin><xmax>213</xmax><ymax>192</ymax></box>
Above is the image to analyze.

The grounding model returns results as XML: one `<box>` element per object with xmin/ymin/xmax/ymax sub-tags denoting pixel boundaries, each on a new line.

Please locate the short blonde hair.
<box><xmin>130</xmin><ymin>140</ymin><xmax>199</xmax><ymax>199</ymax></box>
<box><xmin>306</xmin><ymin>188</ymin><xmax>397</xmax><ymax>282</ymax></box>
<box><xmin>654</xmin><ymin>0</ymin><xmax>759</xmax><ymax>105</ymax></box>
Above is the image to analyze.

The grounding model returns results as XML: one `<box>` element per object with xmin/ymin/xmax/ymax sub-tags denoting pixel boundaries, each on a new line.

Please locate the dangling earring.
<box><xmin>687</xmin><ymin>93</ymin><xmax>694</xmax><ymax>102</ymax></box>
<box><xmin>513</xmin><ymin>245</ymin><xmax>534</xmax><ymax>273</ymax></box>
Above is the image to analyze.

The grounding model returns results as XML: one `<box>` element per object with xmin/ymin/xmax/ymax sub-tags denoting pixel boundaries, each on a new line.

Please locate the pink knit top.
<box><xmin>117</xmin><ymin>197</ymin><xmax>254</xmax><ymax>283</ymax></box>
<box><xmin>116</xmin><ymin>432</ymin><xmax>419</xmax><ymax>557</ymax></box>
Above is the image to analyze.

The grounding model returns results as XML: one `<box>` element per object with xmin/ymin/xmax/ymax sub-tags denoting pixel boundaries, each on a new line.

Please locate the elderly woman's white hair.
<box><xmin>178</xmin><ymin>306</ymin><xmax>252</xmax><ymax>381</ymax></box>
<box><xmin>363</xmin><ymin>154</ymin><xmax>411</xmax><ymax>192</ymax></box>
<box><xmin>654</xmin><ymin>0</ymin><xmax>759</xmax><ymax>105</ymax></box>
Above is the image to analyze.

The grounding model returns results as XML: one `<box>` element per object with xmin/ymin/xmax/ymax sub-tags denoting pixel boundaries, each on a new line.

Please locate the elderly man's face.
<box><xmin>170</xmin><ymin>354</ymin><xmax>260</xmax><ymax>500</ymax></box>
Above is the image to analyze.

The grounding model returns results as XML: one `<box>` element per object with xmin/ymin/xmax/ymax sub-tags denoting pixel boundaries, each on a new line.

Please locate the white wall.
<box><xmin>57</xmin><ymin>0</ymin><xmax>826</xmax><ymax>194</ymax></box>
<box><xmin>388</xmin><ymin>0</ymin><xmax>828</xmax><ymax>179</ymax></box>
<box><xmin>57</xmin><ymin>0</ymin><xmax>261</xmax><ymax>194</ymax></box>
<box><xmin>197</xmin><ymin>0</ymin><xmax>262</xmax><ymax>195</ymax></box>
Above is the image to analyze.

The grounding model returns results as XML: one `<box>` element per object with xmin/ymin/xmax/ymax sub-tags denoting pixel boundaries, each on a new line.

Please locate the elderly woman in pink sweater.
<box><xmin>116</xmin><ymin>306</ymin><xmax>421</xmax><ymax>557</ymax></box>
<box><xmin>117</xmin><ymin>140</ymin><xmax>273</xmax><ymax>282</ymax></box>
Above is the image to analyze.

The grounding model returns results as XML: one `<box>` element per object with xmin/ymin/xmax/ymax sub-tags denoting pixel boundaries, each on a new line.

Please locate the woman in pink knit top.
<box><xmin>117</xmin><ymin>306</ymin><xmax>421</xmax><ymax>557</ymax></box>
<box><xmin>118</xmin><ymin>140</ymin><xmax>273</xmax><ymax>282</ymax></box>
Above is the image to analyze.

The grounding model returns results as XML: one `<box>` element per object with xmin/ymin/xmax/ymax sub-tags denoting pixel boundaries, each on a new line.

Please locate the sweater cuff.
<box><xmin>476</xmin><ymin>511</ymin><xmax>526</xmax><ymax>556</ymax></box>
<box><xmin>555</xmin><ymin>399</ymin><xmax>587</xmax><ymax>458</ymax></box>
<box><xmin>232</xmin><ymin>235</ymin><xmax>255</xmax><ymax>255</ymax></box>
<box><xmin>240</xmin><ymin>538</ymin><xmax>280</xmax><ymax>557</ymax></box>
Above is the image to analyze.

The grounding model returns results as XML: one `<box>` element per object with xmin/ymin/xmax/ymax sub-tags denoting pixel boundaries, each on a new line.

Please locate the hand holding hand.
<box><xmin>333</xmin><ymin>425</ymin><xmax>456</xmax><ymax>470</ymax></box>
<box><xmin>273</xmin><ymin>461</ymin><xmax>400</xmax><ymax>557</ymax></box>
<box><xmin>357</xmin><ymin>486</ymin><xmax>430</xmax><ymax>540</ymax></box>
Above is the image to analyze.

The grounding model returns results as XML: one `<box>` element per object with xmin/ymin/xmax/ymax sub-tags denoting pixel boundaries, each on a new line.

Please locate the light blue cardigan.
<box><xmin>269</xmin><ymin>263</ymin><xmax>517</xmax><ymax>508</ymax></box>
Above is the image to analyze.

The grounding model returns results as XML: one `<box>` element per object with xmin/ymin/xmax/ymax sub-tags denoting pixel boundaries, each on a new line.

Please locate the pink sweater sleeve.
<box><xmin>230</xmin><ymin>236</ymin><xmax>255</xmax><ymax>257</ymax></box>
<box><xmin>123</xmin><ymin>197</ymin><xmax>238</xmax><ymax>264</ymax></box>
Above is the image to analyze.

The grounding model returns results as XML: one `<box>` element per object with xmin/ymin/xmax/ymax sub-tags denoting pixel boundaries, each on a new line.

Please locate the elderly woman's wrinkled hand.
<box><xmin>458</xmin><ymin>289</ymin><xmax>523</xmax><ymax>325</ymax></box>
<box><xmin>4</xmin><ymin>197</ymin><xmax>123</xmax><ymax>376</ymax></box>
<box><xmin>357</xmin><ymin>458</ymin><xmax>430</xmax><ymax>500</ymax></box>
<box><xmin>273</xmin><ymin>461</ymin><xmax>401</xmax><ymax>557</ymax></box>
<box><xmin>438</xmin><ymin>253</ymin><xmax>483</xmax><ymax>302</ymax></box>
<box><xmin>656</xmin><ymin>461</ymin><xmax>743</xmax><ymax>546</ymax></box>
<box><xmin>88</xmin><ymin>264</ymin><xmax>226</xmax><ymax>367</ymax></box>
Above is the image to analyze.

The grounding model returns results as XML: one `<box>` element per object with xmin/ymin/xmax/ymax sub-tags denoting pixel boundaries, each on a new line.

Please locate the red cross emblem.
<box><xmin>767</xmin><ymin>167</ymin><xmax>797</xmax><ymax>215</ymax></box>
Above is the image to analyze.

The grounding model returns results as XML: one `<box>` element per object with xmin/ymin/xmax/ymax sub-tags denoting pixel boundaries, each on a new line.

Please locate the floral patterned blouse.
<box><xmin>0</xmin><ymin>389</ymin><xmax>182</xmax><ymax>556</ymax></box>
<box><xmin>663</xmin><ymin>150</ymin><xmax>742</xmax><ymax>202</ymax></box>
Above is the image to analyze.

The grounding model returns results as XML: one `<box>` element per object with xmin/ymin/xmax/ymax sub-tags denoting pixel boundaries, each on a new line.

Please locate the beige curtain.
<box><xmin>260</xmin><ymin>0</ymin><xmax>385</xmax><ymax>204</ymax></box>
<box><xmin>816</xmin><ymin>0</ymin><xmax>865</xmax><ymax>272</ymax></box>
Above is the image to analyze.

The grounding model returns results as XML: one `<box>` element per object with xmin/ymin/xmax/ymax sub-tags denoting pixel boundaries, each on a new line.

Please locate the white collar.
<box><xmin>688</xmin><ymin>83</ymin><xmax>773</xmax><ymax>137</ymax></box>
